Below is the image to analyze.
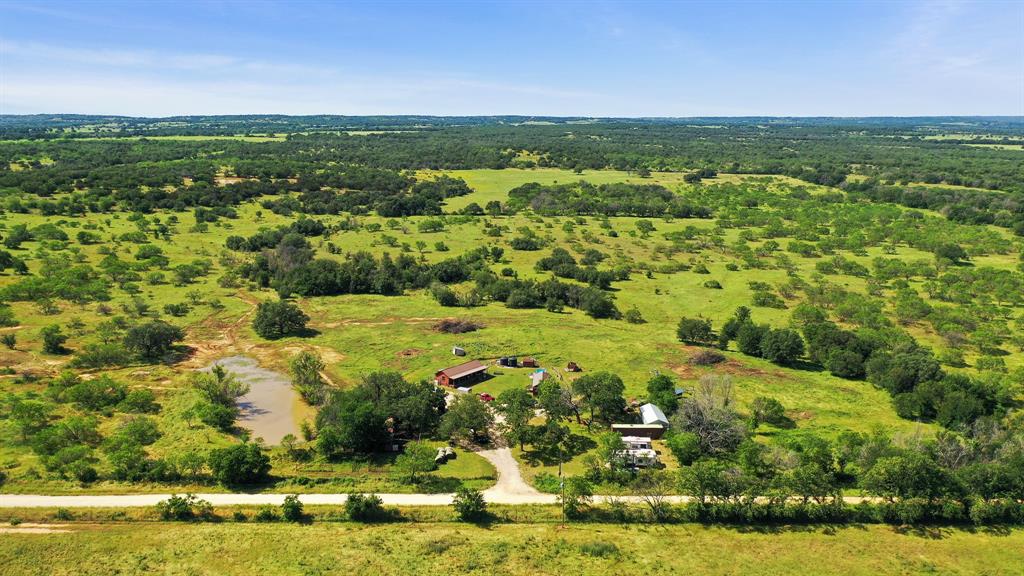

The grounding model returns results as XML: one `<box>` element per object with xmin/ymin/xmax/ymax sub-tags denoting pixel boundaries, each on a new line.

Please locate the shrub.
<box><xmin>752</xmin><ymin>291</ymin><xmax>787</xmax><ymax>309</ymax></box>
<box><xmin>208</xmin><ymin>443</ymin><xmax>271</xmax><ymax>486</ymax></box>
<box><xmin>736</xmin><ymin>323</ymin><xmax>769</xmax><ymax>356</ymax></box>
<box><xmin>281</xmin><ymin>494</ymin><xmax>304</xmax><ymax>522</ymax></box>
<box><xmin>703</xmin><ymin>280</ymin><xmax>722</xmax><ymax>289</ymax></box>
<box><xmin>827</xmin><ymin>349</ymin><xmax>865</xmax><ymax>379</ymax></box>
<box><xmin>163</xmin><ymin>303</ymin><xmax>190</xmax><ymax>317</ymax></box>
<box><xmin>452</xmin><ymin>487</ymin><xmax>487</xmax><ymax>522</ymax></box>
<box><xmin>1</xmin><ymin>333</ymin><xmax>15</xmax><ymax>350</ymax></box>
<box><xmin>156</xmin><ymin>494</ymin><xmax>213</xmax><ymax>521</ymax></box>
<box><xmin>533</xmin><ymin>472</ymin><xmax>562</xmax><ymax>493</ymax></box>
<box><xmin>677</xmin><ymin>317</ymin><xmax>714</xmax><ymax>345</ymax></box>
<box><xmin>123</xmin><ymin>321</ymin><xmax>184</xmax><ymax>362</ymax></box>
<box><xmin>561</xmin><ymin>476</ymin><xmax>594</xmax><ymax>519</ymax></box>
<box><xmin>254</xmin><ymin>505</ymin><xmax>279</xmax><ymax>522</ymax></box>
<box><xmin>666</xmin><ymin>431</ymin><xmax>701</xmax><ymax>465</ymax></box>
<box><xmin>579</xmin><ymin>541</ymin><xmax>619</xmax><ymax>558</ymax></box>
<box><xmin>345</xmin><ymin>493</ymin><xmax>385</xmax><ymax>522</ymax></box>
<box><xmin>0</xmin><ymin>304</ymin><xmax>17</xmax><ymax>327</ymax></box>
<box><xmin>70</xmin><ymin>342</ymin><xmax>132</xmax><ymax>368</ymax></box>
<box><xmin>759</xmin><ymin>329</ymin><xmax>804</xmax><ymax>365</ymax></box>
<box><xmin>750</xmin><ymin>396</ymin><xmax>788</xmax><ymax>427</ymax></box>
<box><xmin>119</xmin><ymin>389</ymin><xmax>158</xmax><ymax>413</ymax></box>
<box><xmin>430</xmin><ymin>283</ymin><xmax>458</xmax><ymax>307</ymax></box>
<box><xmin>40</xmin><ymin>325</ymin><xmax>68</xmax><ymax>354</ymax></box>
<box><xmin>252</xmin><ymin>300</ymin><xmax>309</xmax><ymax>339</ymax></box>
<box><xmin>623</xmin><ymin>307</ymin><xmax>645</xmax><ymax>324</ymax></box>
<box><xmin>196</xmin><ymin>401</ymin><xmax>238</xmax><ymax>431</ymax></box>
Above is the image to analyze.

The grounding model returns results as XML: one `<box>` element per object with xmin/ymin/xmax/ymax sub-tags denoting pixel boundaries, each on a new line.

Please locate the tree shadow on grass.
<box><xmin>520</xmin><ymin>433</ymin><xmax>597</xmax><ymax>467</ymax></box>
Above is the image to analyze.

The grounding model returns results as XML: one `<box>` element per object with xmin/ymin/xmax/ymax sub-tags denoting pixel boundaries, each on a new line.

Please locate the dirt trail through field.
<box><xmin>183</xmin><ymin>291</ymin><xmax>262</xmax><ymax>369</ymax></box>
<box><xmin>0</xmin><ymin>523</ymin><xmax>73</xmax><ymax>534</ymax></box>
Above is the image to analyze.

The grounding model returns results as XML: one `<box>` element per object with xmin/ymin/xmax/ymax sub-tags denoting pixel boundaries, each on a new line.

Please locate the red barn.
<box><xmin>435</xmin><ymin>359</ymin><xmax>488</xmax><ymax>388</ymax></box>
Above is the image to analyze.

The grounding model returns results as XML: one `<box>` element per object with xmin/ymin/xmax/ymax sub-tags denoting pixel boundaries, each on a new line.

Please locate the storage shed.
<box><xmin>435</xmin><ymin>360</ymin><xmax>488</xmax><ymax>387</ymax></box>
<box><xmin>640</xmin><ymin>403</ymin><xmax>669</xmax><ymax>427</ymax></box>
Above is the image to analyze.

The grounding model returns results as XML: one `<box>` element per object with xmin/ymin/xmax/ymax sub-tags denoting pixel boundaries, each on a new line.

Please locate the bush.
<box><xmin>677</xmin><ymin>317</ymin><xmax>714</xmax><ymax>345</ymax></box>
<box><xmin>40</xmin><ymin>325</ymin><xmax>68</xmax><ymax>354</ymax></box>
<box><xmin>752</xmin><ymin>291</ymin><xmax>787</xmax><ymax>309</ymax></box>
<box><xmin>533</xmin><ymin>472</ymin><xmax>562</xmax><ymax>493</ymax></box>
<box><xmin>208</xmin><ymin>443</ymin><xmax>271</xmax><ymax>486</ymax></box>
<box><xmin>666</xmin><ymin>431</ymin><xmax>701</xmax><ymax>465</ymax></box>
<box><xmin>119</xmin><ymin>389</ymin><xmax>159</xmax><ymax>413</ymax></box>
<box><xmin>827</xmin><ymin>349</ymin><xmax>865</xmax><ymax>379</ymax></box>
<box><xmin>254</xmin><ymin>505</ymin><xmax>279</xmax><ymax>522</ymax></box>
<box><xmin>579</xmin><ymin>541</ymin><xmax>619</xmax><ymax>558</ymax></box>
<box><xmin>156</xmin><ymin>494</ymin><xmax>214</xmax><ymax>521</ymax></box>
<box><xmin>196</xmin><ymin>401</ymin><xmax>238</xmax><ymax>431</ymax></box>
<box><xmin>703</xmin><ymin>280</ymin><xmax>722</xmax><ymax>289</ymax></box>
<box><xmin>70</xmin><ymin>342</ymin><xmax>132</xmax><ymax>368</ymax></box>
<box><xmin>452</xmin><ymin>487</ymin><xmax>487</xmax><ymax>522</ymax></box>
<box><xmin>345</xmin><ymin>493</ymin><xmax>386</xmax><ymax>522</ymax></box>
<box><xmin>750</xmin><ymin>396</ymin><xmax>787</xmax><ymax>427</ymax></box>
<box><xmin>759</xmin><ymin>329</ymin><xmax>804</xmax><ymax>365</ymax></box>
<box><xmin>430</xmin><ymin>283</ymin><xmax>458</xmax><ymax>307</ymax></box>
<box><xmin>281</xmin><ymin>494</ymin><xmax>304</xmax><ymax>522</ymax></box>
<box><xmin>252</xmin><ymin>300</ymin><xmax>309</xmax><ymax>339</ymax></box>
<box><xmin>123</xmin><ymin>321</ymin><xmax>184</xmax><ymax>362</ymax></box>
<box><xmin>623</xmin><ymin>307</ymin><xmax>645</xmax><ymax>324</ymax></box>
<box><xmin>736</xmin><ymin>323</ymin><xmax>769</xmax><ymax>356</ymax></box>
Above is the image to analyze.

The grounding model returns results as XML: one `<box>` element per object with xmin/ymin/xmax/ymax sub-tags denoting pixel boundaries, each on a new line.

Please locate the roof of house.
<box><xmin>437</xmin><ymin>359</ymin><xmax>487</xmax><ymax>380</ymax></box>
<box><xmin>640</xmin><ymin>403</ymin><xmax>669</xmax><ymax>426</ymax></box>
<box><xmin>611</xmin><ymin>423</ymin><xmax>665</xmax><ymax>430</ymax></box>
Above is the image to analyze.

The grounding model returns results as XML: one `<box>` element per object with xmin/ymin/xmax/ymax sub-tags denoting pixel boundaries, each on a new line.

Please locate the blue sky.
<box><xmin>1</xmin><ymin>0</ymin><xmax>1021</xmax><ymax>116</ymax></box>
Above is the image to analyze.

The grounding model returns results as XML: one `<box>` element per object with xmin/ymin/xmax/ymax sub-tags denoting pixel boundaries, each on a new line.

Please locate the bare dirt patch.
<box><xmin>0</xmin><ymin>523</ymin><xmax>73</xmax><ymax>534</ymax></box>
<box><xmin>397</xmin><ymin>348</ymin><xmax>425</xmax><ymax>358</ymax></box>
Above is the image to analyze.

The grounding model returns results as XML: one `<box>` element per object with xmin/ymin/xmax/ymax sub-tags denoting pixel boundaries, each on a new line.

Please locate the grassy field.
<box><xmin>1</xmin><ymin>521</ymin><xmax>1021</xmax><ymax>575</ymax></box>
<box><xmin>1</xmin><ymin>168</ymin><xmax>1021</xmax><ymax>493</ymax></box>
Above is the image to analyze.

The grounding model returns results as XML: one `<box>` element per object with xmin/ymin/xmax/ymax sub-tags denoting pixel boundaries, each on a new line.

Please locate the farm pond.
<box><xmin>201</xmin><ymin>356</ymin><xmax>302</xmax><ymax>445</ymax></box>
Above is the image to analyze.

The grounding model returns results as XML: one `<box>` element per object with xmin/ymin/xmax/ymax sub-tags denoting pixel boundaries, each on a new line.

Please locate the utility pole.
<box><xmin>559</xmin><ymin>441</ymin><xmax>565</xmax><ymax>526</ymax></box>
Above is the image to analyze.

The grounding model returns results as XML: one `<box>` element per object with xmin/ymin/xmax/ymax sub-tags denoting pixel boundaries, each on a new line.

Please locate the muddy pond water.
<box><xmin>201</xmin><ymin>355</ymin><xmax>301</xmax><ymax>445</ymax></box>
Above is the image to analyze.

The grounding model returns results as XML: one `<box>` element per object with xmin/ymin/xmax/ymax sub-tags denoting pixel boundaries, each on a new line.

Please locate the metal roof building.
<box><xmin>640</xmin><ymin>403</ymin><xmax>669</xmax><ymax>427</ymax></box>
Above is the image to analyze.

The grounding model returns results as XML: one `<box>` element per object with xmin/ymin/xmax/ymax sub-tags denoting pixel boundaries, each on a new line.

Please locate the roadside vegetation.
<box><xmin>0</xmin><ymin>117</ymin><xmax>1021</xmax><ymax>518</ymax></box>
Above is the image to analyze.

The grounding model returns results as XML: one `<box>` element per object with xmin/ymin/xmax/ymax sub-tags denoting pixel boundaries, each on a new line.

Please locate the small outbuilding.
<box><xmin>521</xmin><ymin>357</ymin><xmax>539</xmax><ymax>368</ymax></box>
<box><xmin>529</xmin><ymin>368</ymin><xmax>550</xmax><ymax>387</ymax></box>
<box><xmin>435</xmin><ymin>359</ymin><xmax>488</xmax><ymax>388</ymax></box>
<box><xmin>452</xmin><ymin>346</ymin><xmax>466</xmax><ymax>357</ymax></box>
<box><xmin>566</xmin><ymin>361</ymin><xmax>581</xmax><ymax>372</ymax></box>
<box><xmin>640</xmin><ymin>403</ymin><xmax>669</xmax><ymax>427</ymax></box>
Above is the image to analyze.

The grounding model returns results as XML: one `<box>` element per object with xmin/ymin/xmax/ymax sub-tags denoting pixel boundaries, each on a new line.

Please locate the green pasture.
<box><xmin>1</xmin><ymin>521</ymin><xmax>1021</xmax><ymax>576</ymax></box>
<box><xmin>1</xmin><ymin>168</ymin><xmax>1021</xmax><ymax>493</ymax></box>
